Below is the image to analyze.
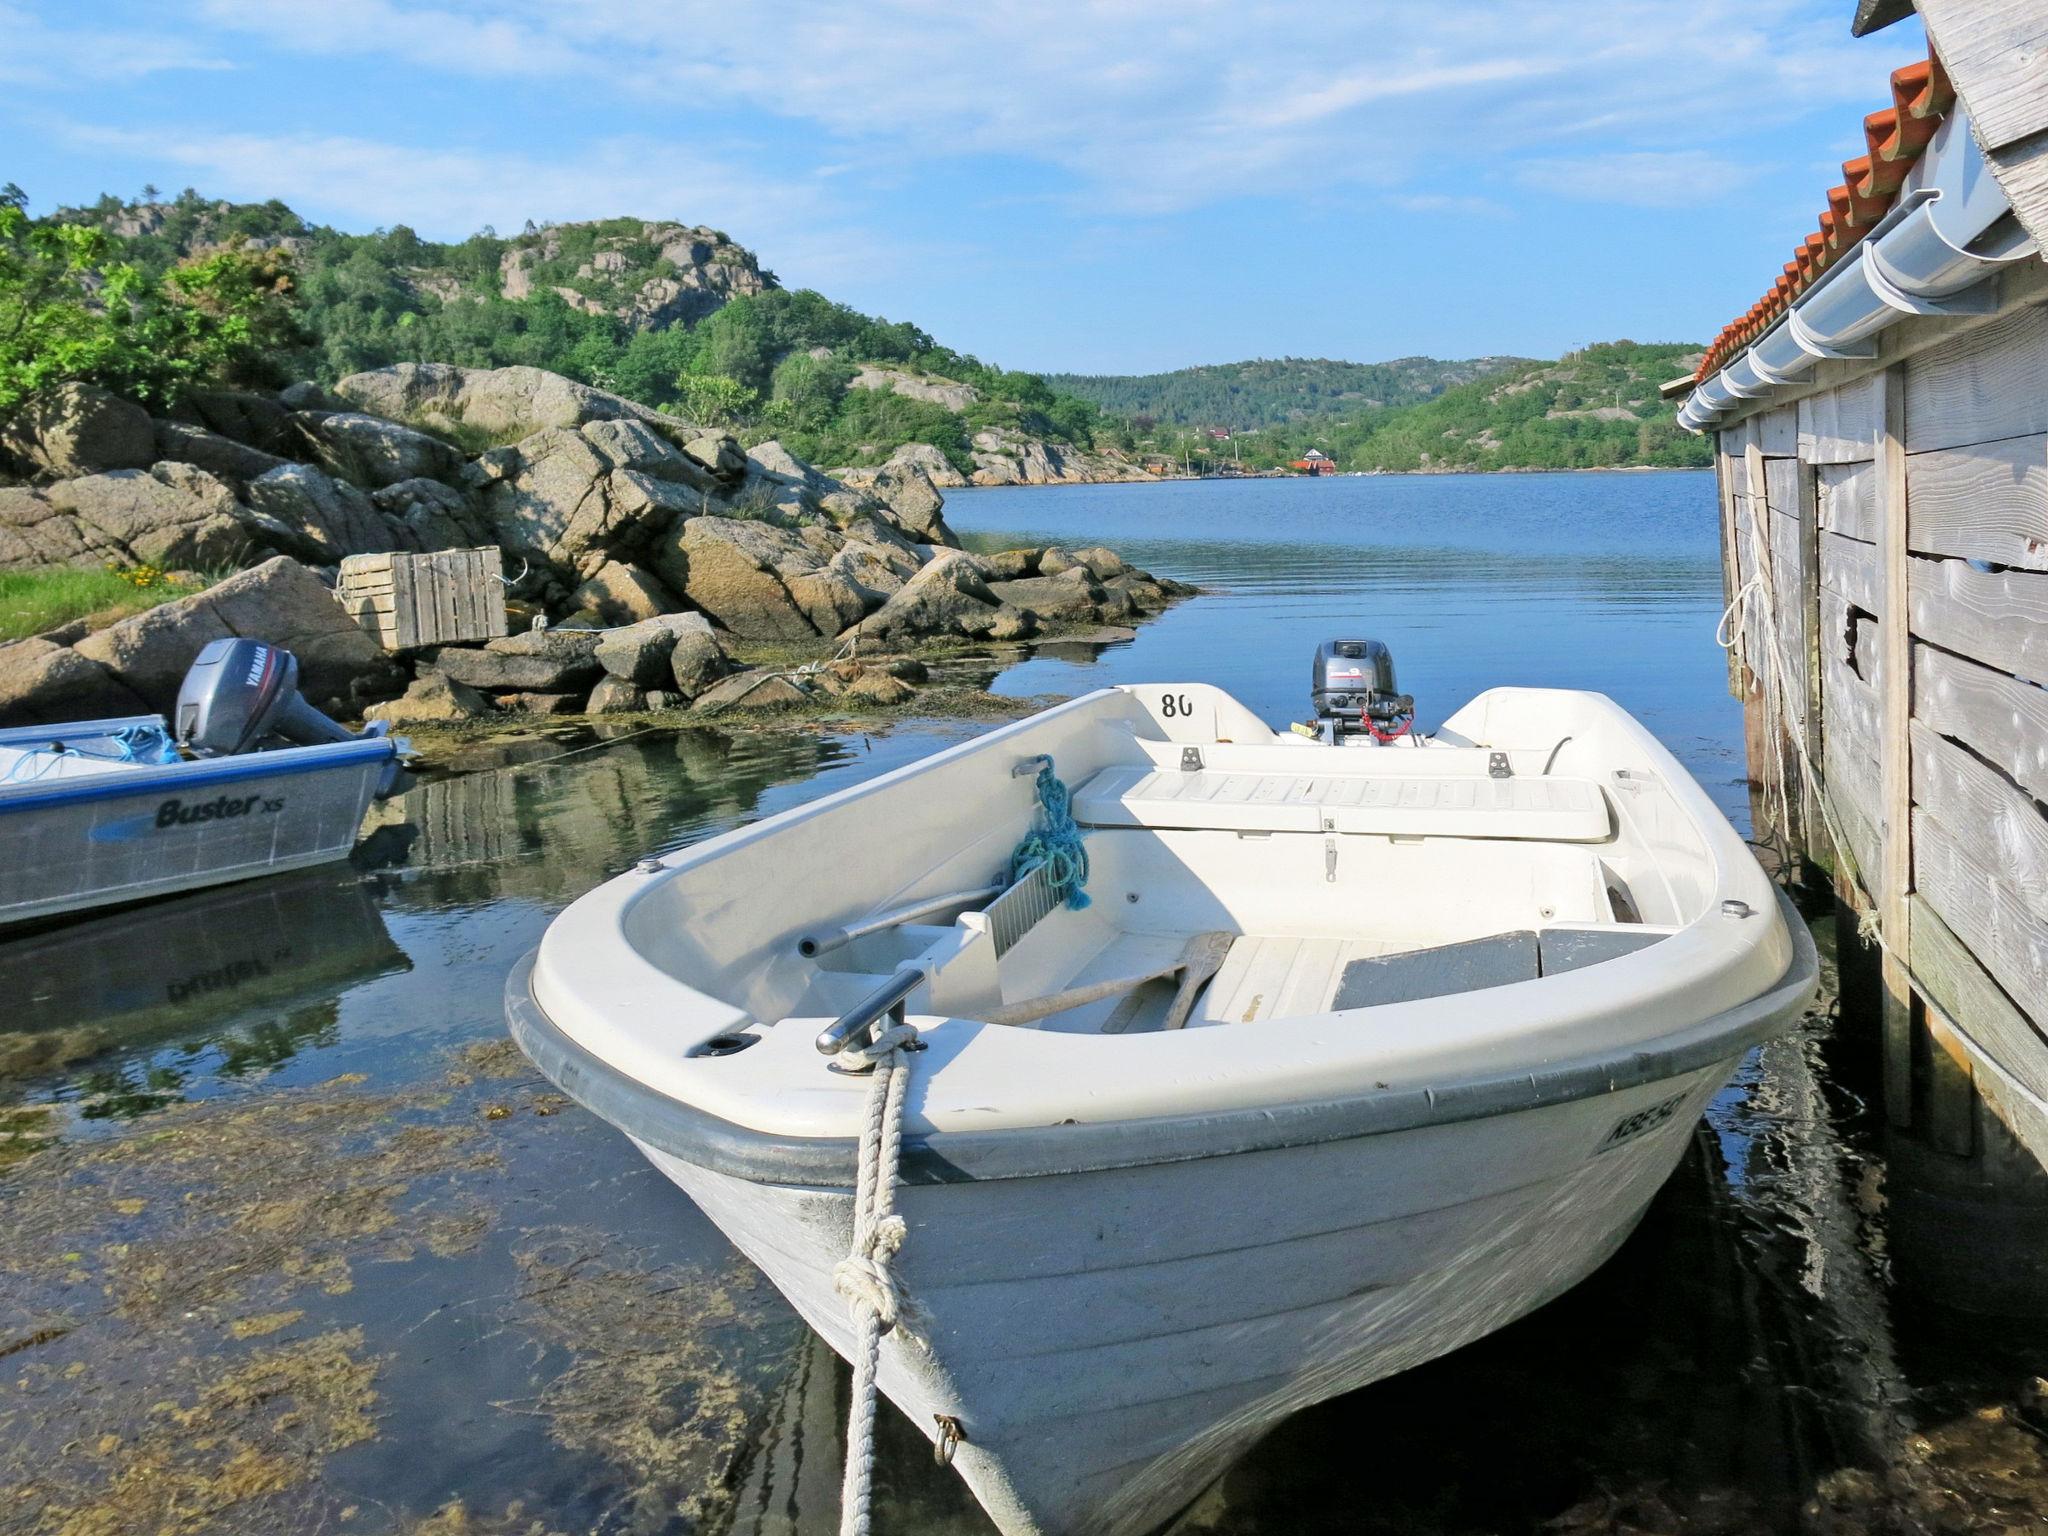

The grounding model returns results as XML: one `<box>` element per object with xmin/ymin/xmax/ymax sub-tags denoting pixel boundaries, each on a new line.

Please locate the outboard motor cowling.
<box><xmin>175</xmin><ymin>638</ymin><xmax>357</xmax><ymax>756</ymax></box>
<box><xmin>1310</xmin><ymin>639</ymin><xmax>1414</xmax><ymax>741</ymax></box>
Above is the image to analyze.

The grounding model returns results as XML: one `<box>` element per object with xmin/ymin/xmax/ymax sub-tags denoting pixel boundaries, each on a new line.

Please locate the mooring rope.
<box><xmin>1009</xmin><ymin>758</ymin><xmax>1090</xmax><ymax>910</ymax></box>
<box><xmin>1716</xmin><ymin>561</ymin><xmax>1892</xmax><ymax>951</ymax></box>
<box><xmin>833</xmin><ymin>1015</ymin><xmax>922</xmax><ymax>1536</ymax></box>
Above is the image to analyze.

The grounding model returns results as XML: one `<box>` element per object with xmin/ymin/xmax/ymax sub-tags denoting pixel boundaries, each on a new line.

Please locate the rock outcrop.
<box><xmin>0</xmin><ymin>362</ymin><xmax>1193</xmax><ymax>729</ymax></box>
<box><xmin>969</xmin><ymin>427</ymin><xmax>1150</xmax><ymax>487</ymax></box>
<box><xmin>829</xmin><ymin>443</ymin><xmax>958</xmax><ymax>546</ymax></box>
<box><xmin>0</xmin><ymin>465</ymin><xmax>255</xmax><ymax>571</ymax></box>
<box><xmin>497</xmin><ymin>222</ymin><xmax>771</xmax><ymax>331</ymax></box>
<box><xmin>848</xmin><ymin>366</ymin><xmax>979</xmax><ymax>412</ymax></box>
<box><xmin>332</xmin><ymin>362</ymin><xmax>702</xmax><ymax>449</ymax></box>
<box><xmin>0</xmin><ymin>384</ymin><xmax>157</xmax><ymax>479</ymax></box>
<box><xmin>0</xmin><ymin>637</ymin><xmax>150</xmax><ymax>725</ymax></box>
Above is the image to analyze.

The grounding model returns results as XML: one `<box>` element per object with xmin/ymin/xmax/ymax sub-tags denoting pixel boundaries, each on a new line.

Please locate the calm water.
<box><xmin>3</xmin><ymin>473</ymin><xmax>2046</xmax><ymax>1536</ymax></box>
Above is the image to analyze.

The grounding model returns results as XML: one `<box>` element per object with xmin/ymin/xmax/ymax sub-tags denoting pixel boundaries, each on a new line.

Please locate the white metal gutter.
<box><xmin>1676</xmin><ymin>107</ymin><xmax>2039</xmax><ymax>433</ymax></box>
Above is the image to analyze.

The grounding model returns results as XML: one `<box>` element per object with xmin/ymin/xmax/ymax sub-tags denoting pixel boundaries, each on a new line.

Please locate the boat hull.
<box><xmin>641</xmin><ymin>1060</ymin><xmax>1731</xmax><ymax>1536</ymax></box>
<box><xmin>0</xmin><ymin>734</ymin><xmax>395</xmax><ymax>925</ymax></box>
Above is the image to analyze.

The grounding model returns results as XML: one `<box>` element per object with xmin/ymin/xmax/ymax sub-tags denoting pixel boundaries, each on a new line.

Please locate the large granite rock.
<box><xmin>371</xmin><ymin>477</ymin><xmax>493</xmax><ymax>551</ymax></box>
<box><xmin>0</xmin><ymin>637</ymin><xmax>151</xmax><ymax>726</ymax></box>
<box><xmin>852</xmin><ymin>549</ymin><xmax>1008</xmax><ymax>641</ymax></box>
<box><xmin>987</xmin><ymin>569</ymin><xmax>1105</xmax><ymax>622</ymax></box>
<box><xmin>569</xmin><ymin>561</ymin><xmax>679</xmax><ymax>626</ymax></box>
<box><xmin>848</xmin><ymin>367</ymin><xmax>979</xmax><ymax>411</ymax></box>
<box><xmin>885</xmin><ymin>441</ymin><xmax>970</xmax><ymax>490</ymax></box>
<box><xmin>430</xmin><ymin>628</ymin><xmax>604</xmax><ymax>692</ymax></box>
<box><xmin>0</xmin><ymin>465</ymin><xmax>255</xmax><ymax>571</ymax></box>
<box><xmin>483</xmin><ymin>420</ymin><xmax>711</xmax><ymax>582</ymax></box>
<box><xmin>170</xmin><ymin>390</ymin><xmax>298</xmax><ymax>458</ymax></box>
<box><xmin>331</xmin><ymin>362</ymin><xmax>703</xmax><ymax>449</ymax></box>
<box><xmin>584</xmin><ymin>676</ymin><xmax>647</xmax><ymax>714</ymax></box>
<box><xmin>295</xmin><ymin>411</ymin><xmax>464</xmax><ymax>489</ymax></box>
<box><xmin>240</xmin><ymin>463</ymin><xmax>405</xmax><ymax>563</ymax></box>
<box><xmin>363</xmin><ymin>669</ymin><xmax>489</xmax><ymax>725</ymax></box>
<box><xmin>152</xmin><ymin>420</ymin><xmax>288</xmax><ymax>487</ymax></box>
<box><xmin>593</xmin><ymin>611</ymin><xmax>721</xmax><ymax>688</ymax></box>
<box><xmin>73</xmin><ymin>556</ymin><xmax>401</xmax><ymax>713</ymax></box>
<box><xmin>968</xmin><ymin>428</ymin><xmax>1147</xmax><ymax>487</ymax></box>
<box><xmin>0</xmin><ymin>385</ymin><xmax>155</xmax><ymax>478</ymax></box>
<box><xmin>690</xmin><ymin>669</ymin><xmax>808</xmax><ymax>712</ymax></box>
<box><xmin>654</xmin><ymin>516</ymin><xmax>843</xmax><ymax>641</ymax></box>
<box><xmin>831</xmin><ymin>446</ymin><xmax>957</xmax><ymax>547</ymax></box>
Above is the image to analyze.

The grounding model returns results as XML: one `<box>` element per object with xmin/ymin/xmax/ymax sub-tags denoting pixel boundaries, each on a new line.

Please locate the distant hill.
<box><xmin>1046</xmin><ymin>355</ymin><xmax>1530</xmax><ymax>430</ymax></box>
<box><xmin>1317</xmin><ymin>341</ymin><xmax>1709</xmax><ymax>472</ymax></box>
<box><xmin>41</xmin><ymin>190</ymin><xmax>1115</xmax><ymax>473</ymax></box>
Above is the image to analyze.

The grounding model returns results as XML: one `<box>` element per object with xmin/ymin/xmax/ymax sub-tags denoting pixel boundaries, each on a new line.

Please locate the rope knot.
<box><xmin>834</xmin><ymin>1248</ymin><xmax>905</xmax><ymax>1332</ymax></box>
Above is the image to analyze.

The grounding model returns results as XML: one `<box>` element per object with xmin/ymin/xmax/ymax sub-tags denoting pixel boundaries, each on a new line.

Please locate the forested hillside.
<box><xmin>1047</xmin><ymin>355</ymin><xmax>1526</xmax><ymax>430</ymax></box>
<box><xmin>1138</xmin><ymin>342</ymin><xmax>1708</xmax><ymax>473</ymax></box>
<box><xmin>39</xmin><ymin>189</ymin><xmax>1120</xmax><ymax>475</ymax></box>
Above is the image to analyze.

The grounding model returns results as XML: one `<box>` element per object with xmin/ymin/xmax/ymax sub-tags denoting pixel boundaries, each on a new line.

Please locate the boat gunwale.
<box><xmin>0</xmin><ymin>730</ymin><xmax>397</xmax><ymax>814</ymax></box>
<box><xmin>502</xmin><ymin>891</ymin><xmax>1819</xmax><ymax>1189</ymax></box>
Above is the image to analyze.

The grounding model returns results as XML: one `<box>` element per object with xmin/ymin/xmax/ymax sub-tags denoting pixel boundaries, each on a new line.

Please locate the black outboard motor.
<box><xmin>1311</xmin><ymin>639</ymin><xmax>1414</xmax><ymax>741</ymax></box>
<box><xmin>174</xmin><ymin>637</ymin><xmax>359</xmax><ymax>756</ymax></box>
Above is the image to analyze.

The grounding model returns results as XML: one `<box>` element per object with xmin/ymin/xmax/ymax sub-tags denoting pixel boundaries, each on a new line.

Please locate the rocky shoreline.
<box><xmin>1</xmin><ymin>365</ymin><xmax>1190</xmax><ymax>733</ymax></box>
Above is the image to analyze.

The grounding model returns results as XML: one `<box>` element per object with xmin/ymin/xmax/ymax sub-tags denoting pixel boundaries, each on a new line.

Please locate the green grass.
<box><xmin>0</xmin><ymin>566</ymin><xmax>206</xmax><ymax>642</ymax></box>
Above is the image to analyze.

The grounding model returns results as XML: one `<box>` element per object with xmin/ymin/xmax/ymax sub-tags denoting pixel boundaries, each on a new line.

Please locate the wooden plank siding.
<box><xmin>1798</xmin><ymin>373</ymin><xmax>1882</xmax><ymax>463</ymax></box>
<box><xmin>1908</xmin><ymin>431</ymin><xmax>2048</xmax><ymax>570</ymax></box>
<box><xmin>1756</xmin><ymin>404</ymin><xmax>1798</xmax><ymax>458</ymax></box>
<box><xmin>1817</xmin><ymin>462</ymin><xmax>1879</xmax><ymax>542</ymax></box>
<box><xmin>1902</xmin><ymin>301</ymin><xmax>2048</xmax><ymax>453</ymax></box>
<box><xmin>1907</xmin><ymin>554</ymin><xmax>2048</xmax><ymax>679</ymax></box>
<box><xmin>1914</xmin><ymin>809</ymin><xmax>2048</xmax><ymax>1033</ymax></box>
<box><xmin>1718</xmin><ymin>274</ymin><xmax>2048</xmax><ymax>1169</ymax></box>
<box><xmin>1915</xmin><ymin>641</ymin><xmax>2048</xmax><ymax>803</ymax></box>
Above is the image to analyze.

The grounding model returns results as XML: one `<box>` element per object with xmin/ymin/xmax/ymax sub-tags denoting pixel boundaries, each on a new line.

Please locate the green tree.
<box><xmin>675</xmin><ymin>371</ymin><xmax>760</xmax><ymax>427</ymax></box>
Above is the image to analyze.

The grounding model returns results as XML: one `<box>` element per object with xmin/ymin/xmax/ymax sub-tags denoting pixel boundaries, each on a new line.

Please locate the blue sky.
<box><xmin>5</xmin><ymin>1</ymin><xmax>1925</xmax><ymax>374</ymax></box>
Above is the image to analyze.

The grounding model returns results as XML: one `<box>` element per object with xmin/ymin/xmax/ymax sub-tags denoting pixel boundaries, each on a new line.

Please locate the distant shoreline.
<box><xmin>962</xmin><ymin>462</ymin><xmax>1709</xmax><ymax>490</ymax></box>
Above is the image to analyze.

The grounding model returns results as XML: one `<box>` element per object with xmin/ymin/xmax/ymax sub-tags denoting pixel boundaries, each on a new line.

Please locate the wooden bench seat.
<box><xmin>1072</xmin><ymin>766</ymin><xmax>1612</xmax><ymax>841</ymax></box>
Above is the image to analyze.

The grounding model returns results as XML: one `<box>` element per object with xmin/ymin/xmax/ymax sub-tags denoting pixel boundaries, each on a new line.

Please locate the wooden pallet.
<box><xmin>337</xmin><ymin>547</ymin><xmax>509</xmax><ymax>650</ymax></box>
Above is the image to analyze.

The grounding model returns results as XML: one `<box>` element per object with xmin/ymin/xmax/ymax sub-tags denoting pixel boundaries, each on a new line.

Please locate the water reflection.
<box><xmin>0</xmin><ymin>869</ymin><xmax>408</xmax><ymax>1112</ymax></box>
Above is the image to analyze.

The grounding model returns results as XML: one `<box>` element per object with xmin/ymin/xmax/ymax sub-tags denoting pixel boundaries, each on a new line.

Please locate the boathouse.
<box><xmin>1289</xmin><ymin>448</ymin><xmax>1337</xmax><ymax>475</ymax></box>
<box><xmin>1675</xmin><ymin>1</ymin><xmax>2048</xmax><ymax>1167</ymax></box>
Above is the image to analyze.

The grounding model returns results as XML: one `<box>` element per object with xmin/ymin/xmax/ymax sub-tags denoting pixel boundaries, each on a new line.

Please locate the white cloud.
<box><xmin>170</xmin><ymin>0</ymin><xmax>1884</xmax><ymax>211</ymax></box>
<box><xmin>1516</xmin><ymin>150</ymin><xmax>1766</xmax><ymax>209</ymax></box>
<box><xmin>0</xmin><ymin>2</ymin><xmax>231</xmax><ymax>83</ymax></box>
<box><xmin>1390</xmin><ymin>192</ymin><xmax>1513</xmax><ymax>218</ymax></box>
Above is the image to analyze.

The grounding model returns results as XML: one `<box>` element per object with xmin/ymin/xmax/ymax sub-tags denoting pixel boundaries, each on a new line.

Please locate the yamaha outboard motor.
<box><xmin>1310</xmin><ymin>639</ymin><xmax>1415</xmax><ymax>741</ymax></box>
<box><xmin>175</xmin><ymin>638</ymin><xmax>359</xmax><ymax>757</ymax></box>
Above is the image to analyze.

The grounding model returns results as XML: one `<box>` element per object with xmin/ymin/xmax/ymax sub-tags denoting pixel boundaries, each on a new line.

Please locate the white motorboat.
<box><xmin>1</xmin><ymin>638</ymin><xmax>402</xmax><ymax>927</ymax></box>
<box><xmin>507</xmin><ymin>641</ymin><xmax>1817</xmax><ymax>1536</ymax></box>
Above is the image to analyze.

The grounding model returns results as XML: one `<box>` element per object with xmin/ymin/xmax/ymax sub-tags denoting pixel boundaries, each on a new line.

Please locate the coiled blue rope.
<box><xmin>1010</xmin><ymin>759</ymin><xmax>1090</xmax><ymax>910</ymax></box>
<box><xmin>5</xmin><ymin>723</ymin><xmax>179</xmax><ymax>783</ymax></box>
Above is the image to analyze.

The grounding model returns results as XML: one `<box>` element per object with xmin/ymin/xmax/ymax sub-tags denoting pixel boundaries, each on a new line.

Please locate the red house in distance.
<box><xmin>1288</xmin><ymin>448</ymin><xmax>1337</xmax><ymax>475</ymax></box>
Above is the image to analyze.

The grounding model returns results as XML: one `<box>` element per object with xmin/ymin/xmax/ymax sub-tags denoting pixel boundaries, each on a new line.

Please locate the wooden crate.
<box><xmin>337</xmin><ymin>547</ymin><xmax>509</xmax><ymax>650</ymax></box>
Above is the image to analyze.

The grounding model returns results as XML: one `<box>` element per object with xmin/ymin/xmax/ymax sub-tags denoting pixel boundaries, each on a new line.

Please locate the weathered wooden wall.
<box><xmin>1719</xmin><ymin>297</ymin><xmax>2048</xmax><ymax>1169</ymax></box>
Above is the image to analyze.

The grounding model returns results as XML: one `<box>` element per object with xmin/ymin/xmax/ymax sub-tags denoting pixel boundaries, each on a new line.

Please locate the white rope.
<box><xmin>834</xmin><ymin>1017</ymin><xmax>921</xmax><ymax>1536</ymax></box>
<box><xmin>1717</xmin><ymin>532</ymin><xmax>1900</xmax><ymax>965</ymax></box>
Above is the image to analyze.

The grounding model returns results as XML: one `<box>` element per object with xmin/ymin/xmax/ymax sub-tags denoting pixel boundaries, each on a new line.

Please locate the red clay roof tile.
<box><xmin>1695</xmin><ymin>41</ymin><xmax>1953</xmax><ymax>381</ymax></box>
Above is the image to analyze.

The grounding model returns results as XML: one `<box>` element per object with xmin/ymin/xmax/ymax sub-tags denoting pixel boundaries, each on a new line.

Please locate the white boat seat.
<box><xmin>1073</xmin><ymin>766</ymin><xmax>1612</xmax><ymax>841</ymax></box>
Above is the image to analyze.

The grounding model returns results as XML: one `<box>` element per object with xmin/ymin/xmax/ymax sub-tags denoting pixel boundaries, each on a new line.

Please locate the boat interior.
<box><xmin>604</xmin><ymin>686</ymin><xmax>1734</xmax><ymax>1049</ymax></box>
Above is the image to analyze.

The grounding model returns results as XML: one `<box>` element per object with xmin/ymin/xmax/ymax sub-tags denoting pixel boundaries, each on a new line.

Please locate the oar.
<box><xmin>981</xmin><ymin>931</ymin><xmax>1234</xmax><ymax>1029</ymax></box>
